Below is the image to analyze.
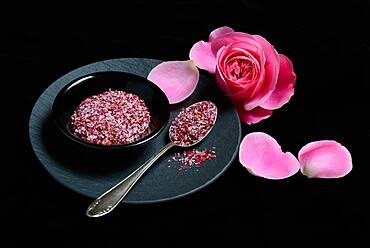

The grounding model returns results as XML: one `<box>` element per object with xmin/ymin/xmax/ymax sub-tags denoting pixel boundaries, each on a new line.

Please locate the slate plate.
<box><xmin>29</xmin><ymin>58</ymin><xmax>241</xmax><ymax>204</ymax></box>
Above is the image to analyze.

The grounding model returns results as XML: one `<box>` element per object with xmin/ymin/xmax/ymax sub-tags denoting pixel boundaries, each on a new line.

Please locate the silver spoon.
<box><xmin>86</xmin><ymin>101</ymin><xmax>217</xmax><ymax>217</ymax></box>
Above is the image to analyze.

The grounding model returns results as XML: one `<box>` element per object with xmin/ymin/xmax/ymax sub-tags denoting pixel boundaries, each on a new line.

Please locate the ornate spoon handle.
<box><xmin>86</xmin><ymin>142</ymin><xmax>175</xmax><ymax>217</ymax></box>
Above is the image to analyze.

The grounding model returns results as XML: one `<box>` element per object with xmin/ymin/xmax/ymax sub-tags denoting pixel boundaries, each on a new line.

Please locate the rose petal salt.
<box><xmin>70</xmin><ymin>89</ymin><xmax>150</xmax><ymax>145</ymax></box>
<box><xmin>169</xmin><ymin>101</ymin><xmax>217</xmax><ymax>146</ymax></box>
<box><xmin>170</xmin><ymin>147</ymin><xmax>217</xmax><ymax>171</ymax></box>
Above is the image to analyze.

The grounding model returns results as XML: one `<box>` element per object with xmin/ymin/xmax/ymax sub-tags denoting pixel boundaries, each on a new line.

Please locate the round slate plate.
<box><xmin>29</xmin><ymin>58</ymin><xmax>241</xmax><ymax>204</ymax></box>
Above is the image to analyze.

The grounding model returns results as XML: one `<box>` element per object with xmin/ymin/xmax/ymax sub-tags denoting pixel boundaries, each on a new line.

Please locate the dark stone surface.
<box><xmin>29</xmin><ymin>58</ymin><xmax>241</xmax><ymax>203</ymax></box>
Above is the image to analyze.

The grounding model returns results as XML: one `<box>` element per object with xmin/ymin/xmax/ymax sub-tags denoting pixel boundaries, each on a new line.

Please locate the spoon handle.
<box><xmin>86</xmin><ymin>142</ymin><xmax>175</xmax><ymax>217</ymax></box>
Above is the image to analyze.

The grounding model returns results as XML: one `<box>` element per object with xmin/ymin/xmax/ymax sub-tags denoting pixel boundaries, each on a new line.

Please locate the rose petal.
<box><xmin>211</xmin><ymin>32</ymin><xmax>261</xmax><ymax>56</ymax></box>
<box><xmin>241</xmin><ymin>35</ymin><xmax>280</xmax><ymax>111</ymax></box>
<box><xmin>215</xmin><ymin>64</ymin><xmax>231</xmax><ymax>94</ymax></box>
<box><xmin>235</xmin><ymin>104</ymin><xmax>273</xmax><ymax>125</ymax></box>
<box><xmin>209</xmin><ymin>26</ymin><xmax>235</xmax><ymax>41</ymax></box>
<box><xmin>298</xmin><ymin>141</ymin><xmax>352</xmax><ymax>178</ymax></box>
<box><xmin>260</xmin><ymin>54</ymin><xmax>296</xmax><ymax>110</ymax></box>
<box><xmin>189</xmin><ymin>41</ymin><xmax>217</xmax><ymax>73</ymax></box>
<box><xmin>242</xmin><ymin>64</ymin><xmax>274</xmax><ymax>112</ymax></box>
<box><xmin>189</xmin><ymin>26</ymin><xmax>235</xmax><ymax>74</ymax></box>
<box><xmin>239</xmin><ymin>132</ymin><xmax>300</xmax><ymax>179</ymax></box>
<box><xmin>147</xmin><ymin>60</ymin><xmax>199</xmax><ymax>104</ymax></box>
<box><xmin>252</xmin><ymin>35</ymin><xmax>280</xmax><ymax>68</ymax></box>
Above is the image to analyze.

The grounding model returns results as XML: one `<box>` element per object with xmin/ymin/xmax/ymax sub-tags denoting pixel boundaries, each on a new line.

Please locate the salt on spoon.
<box><xmin>86</xmin><ymin>101</ymin><xmax>217</xmax><ymax>217</ymax></box>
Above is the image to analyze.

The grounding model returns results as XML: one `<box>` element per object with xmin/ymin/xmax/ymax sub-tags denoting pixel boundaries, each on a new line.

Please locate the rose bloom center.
<box><xmin>225</xmin><ymin>53</ymin><xmax>260</xmax><ymax>84</ymax></box>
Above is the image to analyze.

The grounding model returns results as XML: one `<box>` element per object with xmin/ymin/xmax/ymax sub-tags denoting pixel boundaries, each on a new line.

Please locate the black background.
<box><xmin>3</xmin><ymin>0</ymin><xmax>369</xmax><ymax>245</ymax></box>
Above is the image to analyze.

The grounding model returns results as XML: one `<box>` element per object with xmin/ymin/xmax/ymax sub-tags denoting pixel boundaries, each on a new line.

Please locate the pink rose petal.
<box><xmin>215</xmin><ymin>62</ymin><xmax>232</xmax><ymax>94</ymax></box>
<box><xmin>189</xmin><ymin>41</ymin><xmax>217</xmax><ymax>73</ymax></box>
<box><xmin>298</xmin><ymin>141</ymin><xmax>352</xmax><ymax>178</ymax></box>
<box><xmin>252</xmin><ymin>35</ymin><xmax>280</xmax><ymax>69</ymax></box>
<box><xmin>242</xmin><ymin>35</ymin><xmax>280</xmax><ymax>111</ymax></box>
<box><xmin>147</xmin><ymin>60</ymin><xmax>199</xmax><ymax>104</ymax></box>
<box><xmin>260</xmin><ymin>54</ymin><xmax>296</xmax><ymax>110</ymax></box>
<box><xmin>189</xmin><ymin>26</ymin><xmax>235</xmax><ymax>73</ymax></box>
<box><xmin>239</xmin><ymin>132</ymin><xmax>300</xmax><ymax>179</ymax></box>
<box><xmin>209</xmin><ymin>26</ymin><xmax>235</xmax><ymax>41</ymax></box>
<box><xmin>211</xmin><ymin>32</ymin><xmax>261</xmax><ymax>56</ymax></box>
<box><xmin>236</xmin><ymin>105</ymin><xmax>272</xmax><ymax>125</ymax></box>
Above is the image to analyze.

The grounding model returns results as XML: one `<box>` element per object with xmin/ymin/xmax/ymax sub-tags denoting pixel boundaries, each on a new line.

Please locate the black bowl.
<box><xmin>52</xmin><ymin>71</ymin><xmax>170</xmax><ymax>150</ymax></box>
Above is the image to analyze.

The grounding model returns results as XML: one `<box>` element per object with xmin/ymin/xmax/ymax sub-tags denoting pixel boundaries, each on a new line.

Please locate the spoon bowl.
<box><xmin>169</xmin><ymin>101</ymin><xmax>218</xmax><ymax>147</ymax></box>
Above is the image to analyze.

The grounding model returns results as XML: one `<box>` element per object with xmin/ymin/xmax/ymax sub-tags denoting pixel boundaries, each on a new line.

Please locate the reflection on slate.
<box><xmin>29</xmin><ymin>58</ymin><xmax>241</xmax><ymax>203</ymax></box>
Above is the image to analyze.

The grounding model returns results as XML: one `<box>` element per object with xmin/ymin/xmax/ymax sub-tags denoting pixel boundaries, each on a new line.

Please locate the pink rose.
<box><xmin>190</xmin><ymin>26</ymin><xmax>296</xmax><ymax>124</ymax></box>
